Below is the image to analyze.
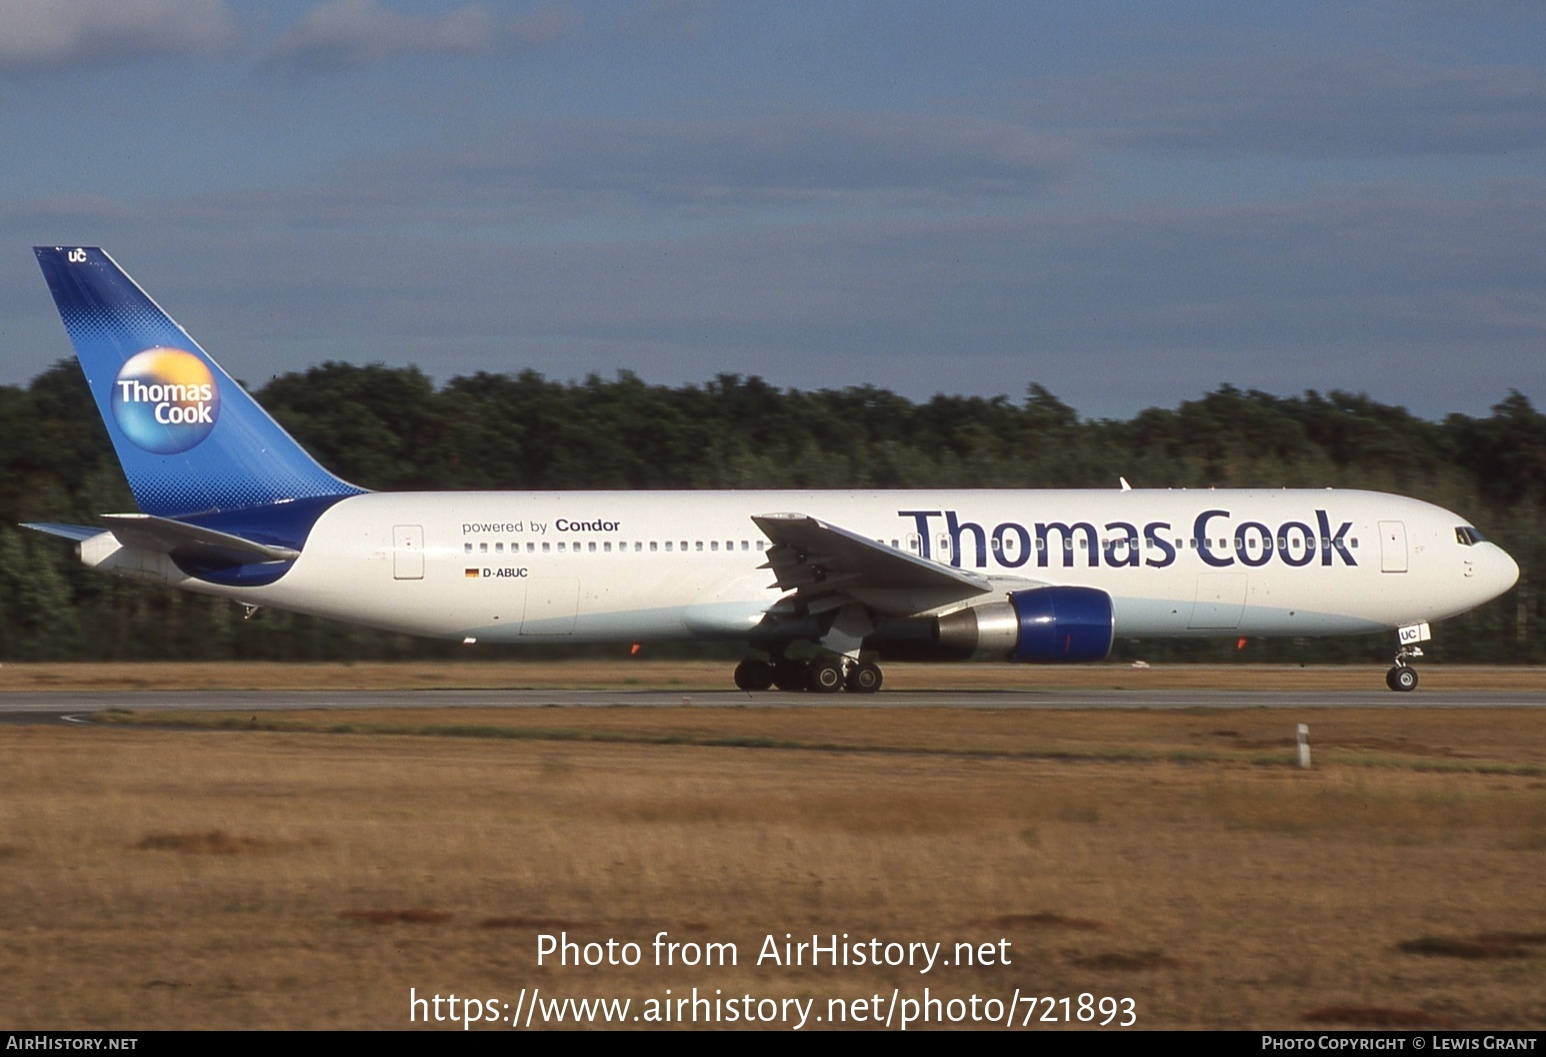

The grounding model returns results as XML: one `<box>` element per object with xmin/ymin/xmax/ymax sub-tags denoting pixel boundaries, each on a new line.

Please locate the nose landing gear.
<box><xmin>1386</xmin><ymin>643</ymin><xmax>1423</xmax><ymax>692</ymax></box>
<box><xmin>1385</xmin><ymin>622</ymin><xmax>1433</xmax><ymax>692</ymax></box>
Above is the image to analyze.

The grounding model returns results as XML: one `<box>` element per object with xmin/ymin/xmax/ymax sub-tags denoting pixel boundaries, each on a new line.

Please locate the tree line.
<box><xmin>1</xmin><ymin>360</ymin><xmax>1540</xmax><ymax>663</ymax></box>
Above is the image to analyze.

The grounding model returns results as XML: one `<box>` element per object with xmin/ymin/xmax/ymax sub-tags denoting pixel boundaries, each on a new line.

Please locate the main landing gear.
<box><xmin>1385</xmin><ymin>644</ymin><xmax>1422</xmax><ymax>692</ymax></box>
<box><xmin>733</xmin><ymin>657</ymin><xmax>883</xmax><ymax>694</ymax></box>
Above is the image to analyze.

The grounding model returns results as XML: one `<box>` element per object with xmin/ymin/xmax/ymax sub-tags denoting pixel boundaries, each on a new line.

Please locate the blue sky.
<box><xmin>2</xmin><ymin>1</ymin><xmax>1543</xmax><ymax>420</ymax></box>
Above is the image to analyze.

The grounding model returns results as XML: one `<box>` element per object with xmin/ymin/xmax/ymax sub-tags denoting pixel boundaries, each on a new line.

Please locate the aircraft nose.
<box><xmin>1494</xmin><ymin>545</ymin><xmax>1521</xmax><ymax>596</ymax></box>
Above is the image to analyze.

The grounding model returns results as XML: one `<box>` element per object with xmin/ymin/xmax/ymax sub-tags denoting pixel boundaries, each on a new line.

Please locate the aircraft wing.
<box><xmin>99</xmin><ymin>513</ymin><xmax>300</xmax><ymax>565</ymax></box>
<box><xmin>753</xmin><ymin>512</ymin><xmax>994</xmax><ymax>616</ymax></box>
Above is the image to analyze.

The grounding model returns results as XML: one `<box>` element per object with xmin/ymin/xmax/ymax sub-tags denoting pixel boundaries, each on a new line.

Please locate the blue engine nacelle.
<box><xmin>1005</xmin><ymin>585</ymin><xmax>1114</xmax><ymax>662</ymax></box>
<box><xmin>933</xmin><ymin>586</ymin><xmax>1114</xmax><ymax>663</ymax></box>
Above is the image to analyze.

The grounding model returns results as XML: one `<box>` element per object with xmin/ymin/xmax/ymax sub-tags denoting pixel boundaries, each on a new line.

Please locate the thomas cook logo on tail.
<box><xmin>110</xmin><ymin>348</ymin><xmax>220</xmax><ymax>454</ymax></box>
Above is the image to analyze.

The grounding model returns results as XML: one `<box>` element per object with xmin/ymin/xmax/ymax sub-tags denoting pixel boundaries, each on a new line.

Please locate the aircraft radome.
<box><xmin>26</xmin><ymin>247</ymin><xmax>1520</xmax><ymax>693</ymax></box>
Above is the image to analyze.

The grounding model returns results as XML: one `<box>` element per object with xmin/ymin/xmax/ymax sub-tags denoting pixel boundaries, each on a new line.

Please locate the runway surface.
<box><xmin>2</xmin><ymin>687</ymin><xmax>1543</xmax><ymax>724</ymax></box>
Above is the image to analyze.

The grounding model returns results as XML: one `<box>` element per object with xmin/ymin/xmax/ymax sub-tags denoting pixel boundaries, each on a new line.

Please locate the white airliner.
<box><xmin>27</xmin><ymin>247</ymin><xmax>1520</xmax><ymax>692</ymax></box>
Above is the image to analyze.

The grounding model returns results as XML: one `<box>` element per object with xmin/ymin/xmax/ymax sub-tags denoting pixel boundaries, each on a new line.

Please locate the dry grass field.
<box><xmin>2</xmin><ymin>671</ymin><xmax>1544</xmax><ymax>1030</ymax></box>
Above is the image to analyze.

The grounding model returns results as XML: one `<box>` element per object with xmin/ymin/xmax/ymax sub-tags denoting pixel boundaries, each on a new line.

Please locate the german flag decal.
<box><xmin>464</xmin><ymin>568</ymin><xmax>480</xmax><ymax>578</ymax></box>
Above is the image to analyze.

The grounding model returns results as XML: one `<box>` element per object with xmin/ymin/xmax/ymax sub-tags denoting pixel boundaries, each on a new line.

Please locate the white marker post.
<box><xmin>1297</xmin><ymin>723</ymin><xmax>1311</xmax><ymax>769</ymax></box>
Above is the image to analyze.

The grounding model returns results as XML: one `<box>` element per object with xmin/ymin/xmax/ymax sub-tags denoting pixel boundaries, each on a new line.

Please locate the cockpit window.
<box><xmin>1455</xmin><ymin>526</ymin><xmax>1487</xmax><ymax>546</ymax></box>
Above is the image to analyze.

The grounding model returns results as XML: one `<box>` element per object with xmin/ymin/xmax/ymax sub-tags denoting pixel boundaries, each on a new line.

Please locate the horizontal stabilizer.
<box><xmin>101</xmin><ymin>513</ymin><xmax>300</xmax><ymax>565</ymax></box>
<box><xmin>21</xmin><ymin>522</ymin><xmax>105</xmax><ymax>542</ymax></box>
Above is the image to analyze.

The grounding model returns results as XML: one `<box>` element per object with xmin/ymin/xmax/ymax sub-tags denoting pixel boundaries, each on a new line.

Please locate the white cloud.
<box><xmin>0</xmin><ymin>0</ymin><xmax>236</xmax><ymax>73</ymax></box>
<box><xmin>262</xmin><ymin>0</ymin><xmax>572</xmax><ymax>72</ymax></box>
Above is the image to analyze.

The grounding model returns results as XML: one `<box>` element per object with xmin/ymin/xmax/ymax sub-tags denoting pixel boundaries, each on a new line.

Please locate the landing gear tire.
<box><xmin>771</xmin><ymin>660</ymin><xmax>809</xmax><ymax>693</ymax></box>
<box><xmin>808</xmin><ymin>659</ymin><xmax>845</xmax><ymax>694</ymax></box>
<box><xmin>1388</xmin><ymin>640</ymin><xmax>1424</xmax><ymax>692</ymax></box>
<box><xmin>734</xmin><ymin>659</ymin><xmax>774</xmax><ymax>691</ymax></box>
<box><xmin>845</xmin><ymin>662</ymin><xmax>882</xmax><ymax>694</ymax></box>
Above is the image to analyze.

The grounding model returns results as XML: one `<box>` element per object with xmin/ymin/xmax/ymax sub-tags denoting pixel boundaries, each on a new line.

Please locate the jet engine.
<box><xmin>932</xmin><ymin>586</ymin><xmax>1115</xmax><ymax>663</ymax></box>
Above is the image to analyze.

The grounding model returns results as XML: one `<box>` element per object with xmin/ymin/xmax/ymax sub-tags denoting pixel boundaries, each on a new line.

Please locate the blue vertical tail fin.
<box><xmin>34</xmin><ymin>247</ymin><xmax>365</xmax><ymax>518</ymax></box>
